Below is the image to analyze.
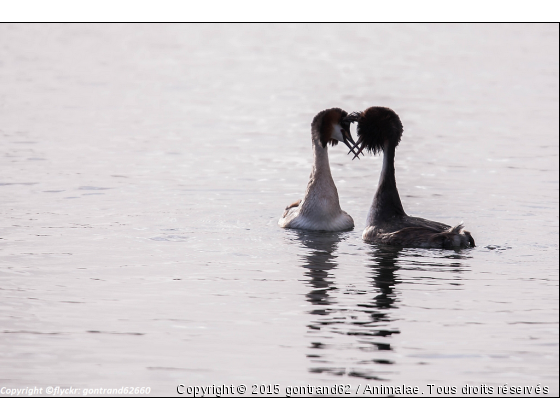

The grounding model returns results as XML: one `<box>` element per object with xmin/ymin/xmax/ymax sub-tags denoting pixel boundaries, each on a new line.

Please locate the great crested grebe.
<box><xmin>345</xmin><ymin>106</ymin><xmax>475</xmax><ymax>249</ymax></box>
<box><xmin>278</xmin><ymin>108</ymin><xmax>356</xmax><ymax>231</ymax></box>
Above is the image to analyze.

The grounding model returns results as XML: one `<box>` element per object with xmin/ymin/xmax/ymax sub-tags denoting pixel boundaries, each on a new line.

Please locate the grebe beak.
<box><xmin>341</xmin><ymin>127</ymin><xmax>360</xmax><ymax>159</ymax></box>
<box><xmin>343</xmin><ymin>112</ymin><xmax>364</xmax><ymax>159</ymax></box>
<box><xmin>347</xmin><ymin>135</ymin><xmax>366</xmax><ymax>159</ymax></box>
<box><xmin>351</xmin><ymin>140</ymin><xmax>368</xmax><ymax>161</ymax></box>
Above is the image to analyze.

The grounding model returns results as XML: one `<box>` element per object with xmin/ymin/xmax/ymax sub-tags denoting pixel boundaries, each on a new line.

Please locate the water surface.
<box><xmin>0</xmin><ymin>24</ymin><xmax>558</xmax><ymax>397</ymax></box>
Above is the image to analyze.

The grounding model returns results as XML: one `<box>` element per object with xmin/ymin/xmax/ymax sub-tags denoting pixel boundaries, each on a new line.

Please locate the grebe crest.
<box><xmin>278</xmin><ymin>108</ymin><xmax>356</xmax><ymax>232</ymax></box>
<box><xmin>347</xmin><ymin>106</ymin><xmax>475</xmax><ymax>249</ymax></box>
<box><xmin>312</xmin><ymin>107</ymin><xmax>354</xmax><ymax>149</ymax></box>
<box><xmin>346</xmin><ymin>107</ymin><xmax>403</xmax><ymax>156</ymax></box>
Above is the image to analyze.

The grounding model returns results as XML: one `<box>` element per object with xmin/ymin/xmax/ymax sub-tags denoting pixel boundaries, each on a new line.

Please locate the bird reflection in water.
<box><xmin>291</xmin><ymin>231</ymin><xmax>473</xmax><ymax>383</ymax></box>
<box><xmin>291</xmin><ymin>230</ymin><xmax>403</xmax><ymax>380</ymax></box>
<box><xmin>360</xmin><ymin>246</ymin><xmax>402</xmax><ymax>331</ymax></box>
<box><xmin>343</xmin><ymin>245</ymin><xmax>403</xmax><ymax>380</ymax></box>
<box><xmin>294</xmin><ymin>230</ymin><xmax>343</xmax><ymax>309</ymax></box>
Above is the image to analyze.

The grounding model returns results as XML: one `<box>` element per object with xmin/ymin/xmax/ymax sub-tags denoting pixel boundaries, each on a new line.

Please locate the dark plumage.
<box><xmin>312</xmin><ymin>108</ymin><xmax>352</xmax><ymax>149</ymax></box>
<box><xmin>346</xmin><ymin>107</ymin><xmax>403</xmax><ymax>155</ymax></box>
<box><xmin>347</xmin><ymin>106</ymin><xmax>475</xmax><ymax>249</ymax></box>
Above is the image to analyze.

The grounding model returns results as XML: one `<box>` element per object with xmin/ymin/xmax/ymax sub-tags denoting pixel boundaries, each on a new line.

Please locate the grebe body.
<box><xmin>346</xmin><ymin>107</ymin><xmax>475</xmax><ymax>249</ymax></box>
<box><xmin>279</xmin><ymin>108</ymin><xmax>355</xmax><ymax>232</ymax></box>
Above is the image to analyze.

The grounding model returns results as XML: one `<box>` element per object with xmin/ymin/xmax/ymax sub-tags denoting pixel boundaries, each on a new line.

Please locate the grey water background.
<box><xmin>0</xmin><ymin>24</ymin><xmax>558</xmax><ymax>397</ymax></box>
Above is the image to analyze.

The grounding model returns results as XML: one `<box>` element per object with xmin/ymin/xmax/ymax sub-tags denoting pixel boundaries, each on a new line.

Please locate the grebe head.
<box><xmin>345</xmin><ymin>107</ymin><xmax>403</xmax><ymax>156</ymax></box>
<box><xmin>311</xmin><ymin>108</ymin><xmax>357</xmax><ymax>154</ymax></box>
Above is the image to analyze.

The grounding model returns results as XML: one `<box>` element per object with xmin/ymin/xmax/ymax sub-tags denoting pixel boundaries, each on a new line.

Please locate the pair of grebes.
<box><xmin>279</xmin><ymin>107</ymin><xmax>475</xmax><ymax>249</ymax></box>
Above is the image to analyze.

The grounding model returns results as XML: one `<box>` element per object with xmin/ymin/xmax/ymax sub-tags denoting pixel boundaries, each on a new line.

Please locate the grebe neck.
<box><xmin>311</xmin><ymin>140</ymin><xmax>333</xmax><ymax>181</ymax></box>
<box><xmin>367</xmin><ymin>141</ymin><xmax>406</xmax><ymax>225</ymax></box>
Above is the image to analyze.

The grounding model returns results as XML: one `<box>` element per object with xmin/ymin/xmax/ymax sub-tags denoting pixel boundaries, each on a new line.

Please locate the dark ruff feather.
<box><xmin>312</xmin><ymin>108</ymin><xmax>348</xmax><ymax>148</ymax></box>
<box><xmin>357</xmin><ymin>107</ymin><xmax>403</xmax><ymax>154</ymax></box>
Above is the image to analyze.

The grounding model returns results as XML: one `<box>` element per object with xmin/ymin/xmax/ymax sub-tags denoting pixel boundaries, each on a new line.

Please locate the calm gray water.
<box><xmin>1</xmin><ymin>24</ymin><xmax>558</xmax><ymax>397</ymax></box>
